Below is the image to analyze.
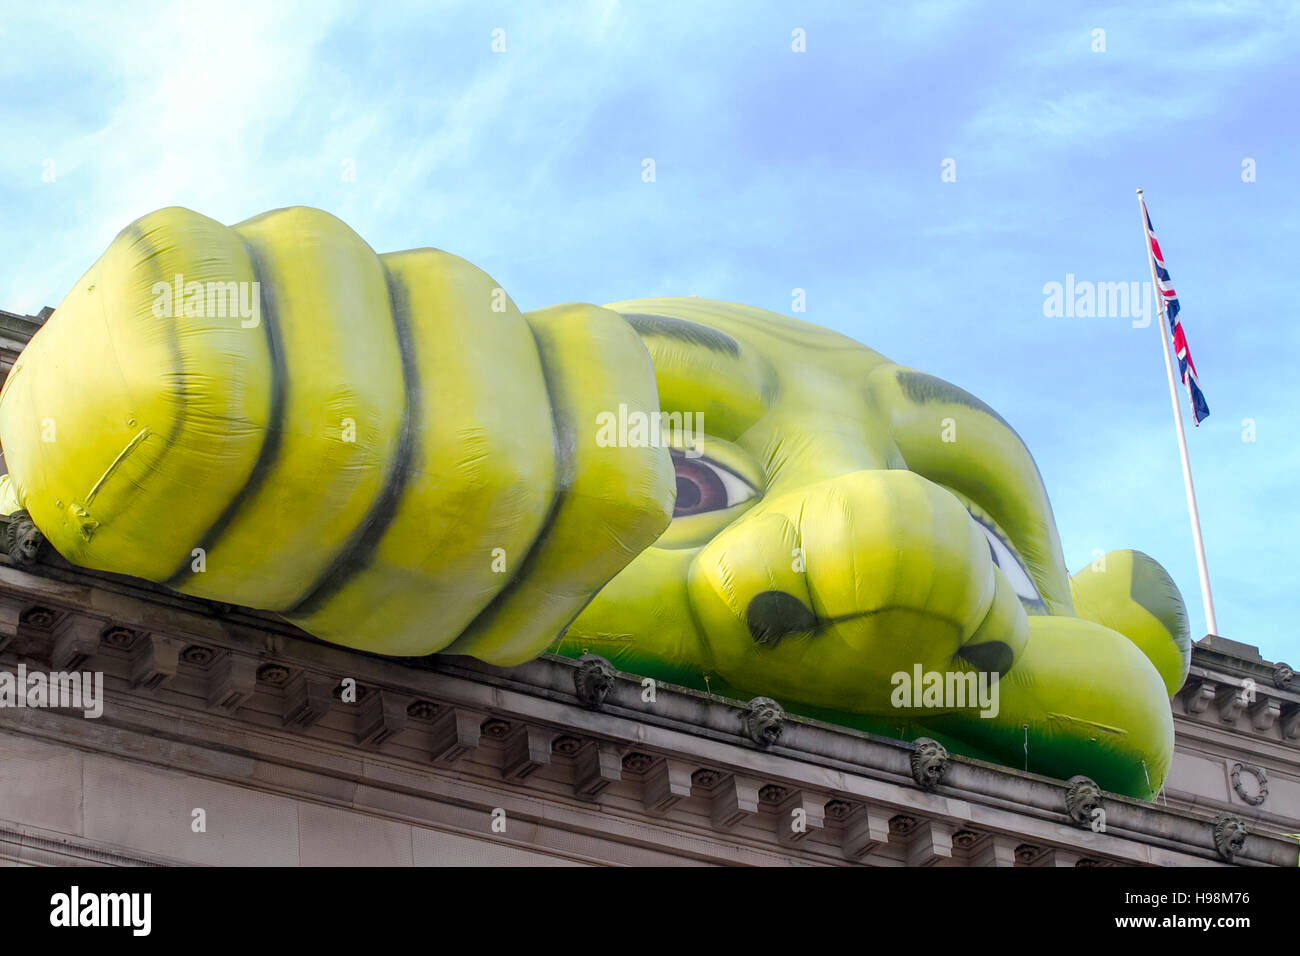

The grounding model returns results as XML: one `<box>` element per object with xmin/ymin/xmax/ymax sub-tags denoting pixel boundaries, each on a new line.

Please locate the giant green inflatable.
<box><xmin>0</xmin><ymin>207</ymin><xmax>1190</xmax><ymax>799</ymax></box>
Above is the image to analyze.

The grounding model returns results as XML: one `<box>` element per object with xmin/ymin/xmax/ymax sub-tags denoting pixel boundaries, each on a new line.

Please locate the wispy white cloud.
<box><xmin>957</xmin><ymin>3</ymin><xmax>1299</xmax><ymax>165</ymax></box>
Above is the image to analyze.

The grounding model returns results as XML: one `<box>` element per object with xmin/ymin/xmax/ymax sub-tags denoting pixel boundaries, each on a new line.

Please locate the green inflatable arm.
<box><xmin>0</xmin><ymin>206</ymin><xmax>1191</xmax><ymax>799</ymax></box>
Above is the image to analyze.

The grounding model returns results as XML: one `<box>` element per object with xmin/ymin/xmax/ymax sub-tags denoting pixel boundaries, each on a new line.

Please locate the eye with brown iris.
<box><xmin>671</xmin><ymin>451</ymin><xmax>756</xmax><ymax>517</ymax></box>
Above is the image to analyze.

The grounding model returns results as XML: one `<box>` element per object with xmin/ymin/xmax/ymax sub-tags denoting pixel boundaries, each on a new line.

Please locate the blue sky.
<box><xmin>1</xmin><ymin>0</ymin><xmax>1296</xmax><ymax>664</ymax></box>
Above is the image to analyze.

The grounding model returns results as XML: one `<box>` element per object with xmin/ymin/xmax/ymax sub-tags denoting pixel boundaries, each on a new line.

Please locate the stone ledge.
<box><xmin>0</xmin><ymin>558</ymin><xmax>1296</xmax><ymax>867</ymax></box>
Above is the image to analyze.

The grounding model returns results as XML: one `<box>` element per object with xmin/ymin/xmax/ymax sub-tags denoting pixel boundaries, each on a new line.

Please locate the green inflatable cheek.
<box><xmin>918</xmin><ymin>616</ymin><xmax>1175</xmax><ymax>799</ymax></box>
<box><xmin>558</xmin><ymin>545</ymin><xmax>712</xmax><ymax>690</ymax></box>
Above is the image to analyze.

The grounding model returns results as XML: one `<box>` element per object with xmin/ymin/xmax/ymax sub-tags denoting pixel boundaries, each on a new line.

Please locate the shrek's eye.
<box><xmin>976</xmin><ymin>523</ymin><xmax>1040</xmax><ymax>602</ymax></box>
<box><xmin>671</xmin><ymin>452</ymin><xmax>756</xmax><ymax>517</ymax></box>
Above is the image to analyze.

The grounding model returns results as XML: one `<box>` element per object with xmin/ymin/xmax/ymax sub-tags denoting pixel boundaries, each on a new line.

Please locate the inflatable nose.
<box><xmin>687</xmin><ymin>469</ymin><xmax>1029</xmax><ymax>714</ymax></box>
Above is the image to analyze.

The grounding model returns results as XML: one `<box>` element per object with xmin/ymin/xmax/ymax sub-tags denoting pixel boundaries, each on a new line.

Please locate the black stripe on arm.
<box><xmin>285</xmin><ymin>265</ymin><xmax>421</xmax><ymax>616</ymax></box>
<box><xmin>165</xmin><ymin>238</ymin><xmax>287</xmax><ymax>587</ymax></box>
<box><xmin>114</xmin><ymin>224</ymin><xmax>188</xmax><ymax>518</ymax></box>
<box><xmin>444</xmin><ymin>314</ymin><xmax>569</xmax><ymax>644</ymax></box>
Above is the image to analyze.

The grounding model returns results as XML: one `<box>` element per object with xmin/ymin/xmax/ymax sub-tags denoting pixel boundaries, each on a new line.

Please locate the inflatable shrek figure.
<box><xmin>0</xmin><ymin>207</ymin><xmax>1190</xmax><ymax>799</ymax></box>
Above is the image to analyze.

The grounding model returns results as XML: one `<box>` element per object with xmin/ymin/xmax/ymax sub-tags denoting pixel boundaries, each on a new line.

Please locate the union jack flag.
<box><xmin>1141</xmin><ymin>196</ymin><xmax>1210</xmax><ymax>424</ymax></box>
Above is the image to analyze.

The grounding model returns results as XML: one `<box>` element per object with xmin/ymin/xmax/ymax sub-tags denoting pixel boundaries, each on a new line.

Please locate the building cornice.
<box><xmin>0</xmin><ymin>523</ymin><xmax>1295</xmax><ymax>866</ymax></box>
<box><xmin>0</xmin><ymin>308</ymin><xmax>49</xmax><ymax>365</ymax></box>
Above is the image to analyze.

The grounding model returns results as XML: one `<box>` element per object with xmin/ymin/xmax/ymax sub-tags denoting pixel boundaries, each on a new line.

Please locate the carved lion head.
<box><xmin>910</xmin><ymin>738</ymin><xmax>949</xmax><ymax>790</ymax></box>
<box><xmin>744</xmin><ymin>696</ymin><xmax>784</xmax><ymax>746</ymax></box>
<box><xmin>5</xmin><ymin>511</ymin><xmax>42</xmax><ymax>567</ymax></box>
<box><xmin>1213</xmin><ymin>813</ymin><xmax>1248</xmax><ymax>862</ymax></box>
<box><xmin>1065</xmin><ymin>775</ymin><xmax>1104</xmax><ymax>826</ymax></box>
<box><xmin>574</xmin><ymin>654</ymin><xmax>617</xmax><ymax>709</ymax></box>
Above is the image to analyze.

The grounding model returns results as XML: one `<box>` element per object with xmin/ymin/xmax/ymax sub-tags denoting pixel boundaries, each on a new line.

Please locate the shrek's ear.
<box><xmin>1069</xmin><ymin>550</ymin><xmax>1191</xmax><ymax>695</ymax></box>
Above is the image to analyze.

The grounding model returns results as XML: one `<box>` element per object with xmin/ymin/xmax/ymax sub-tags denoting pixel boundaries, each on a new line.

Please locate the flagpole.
<box><xmin>1136</xmin><ymin>188</ymin><xmax>1219</xmax><ymax>637</ymax></box>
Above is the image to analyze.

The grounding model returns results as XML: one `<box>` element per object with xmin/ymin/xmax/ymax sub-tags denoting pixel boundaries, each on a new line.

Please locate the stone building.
<box><xmin>0</xmin><ymin>307</ymin><xmax>1295</xmax><ymax>867</ymax></box>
